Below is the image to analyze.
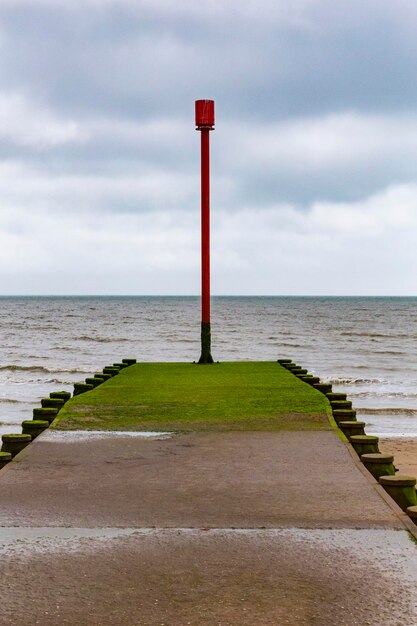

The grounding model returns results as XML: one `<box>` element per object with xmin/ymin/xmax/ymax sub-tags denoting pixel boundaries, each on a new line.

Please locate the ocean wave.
<box><xmin>20</xmin><ymin>326</ymin><xmax>62</xmax><ymax>331</ymax></box>
<box><xmin>353</xmin><ymin>365</ymin><xmax>399</xmax><ymax>372</ymax></box>
<box><xmin>77</xmin><ymin>336</ymin><xmax>129</xmax><ymax>343</ymax></box>
<box><xmin>45</xmin><ymin>378</ymin><xmax>78</xmax><ymax>385</ymax></box>
<box><xmin>0</xmin><ymin>365</ymin><xmax>91</xmax><ymax>374</ymax></box>
<box><xmin>0</xmin><ymin>398</ymin><xmax>21</xmax><ymax>404</ymax></box>
<box><xmin>322</xmin><ymin>377</ymin><xmax>387</xmax><ymax>385</ymax></box>
<box><xmin>373</xmin><ymin>350</ymin><xmax>405</xmax><ymax>356</ymax></box>
<box><xmin>340</xmin><ymin>331</ymin><xmax>414</xmax><ymax>340</ymax></box>
<box><xmin>166</xmin><ymin>338</ymin><xmax>196</xmax><ymax>344</ymax></box>
<box><xmin>350</xmin><ymin>390</ymin><xmax>417</xmax><ymax>399</ymax></box>
<box><xmin>358</xmin><ymin>408</ymin><xmax>417</xmax><ymax>416</ymax></box>
<box><xmin>0</xmin><ymin>365</ymin><xmax>53</xmax><ymax>373</ymax></box>
<box><xmin>5</xmin><ymin>377</ymin><xmax>76</xmax><ymax>385</ymax></box>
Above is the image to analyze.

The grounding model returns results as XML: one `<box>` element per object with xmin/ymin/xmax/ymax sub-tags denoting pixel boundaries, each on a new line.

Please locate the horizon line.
<box><xmin>0</xmin><ymin>294</ymin><xmax>417</xmax><ymax>298</ymax></box>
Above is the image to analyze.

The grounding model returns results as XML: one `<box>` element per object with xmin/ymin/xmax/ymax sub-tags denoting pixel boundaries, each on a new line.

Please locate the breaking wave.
<box><xmin>321</xmin><ymin>377</ymin><xmax>387</xmax><ymax>385</ymax></box>
<box><xmin>0</xmin><ymin>365</ymin><xmax>92</xmax><ymax>374</ymax></box>
<box><xmin>358</xmin><ymin>408</ymin><xmax>417</xmax><ymax>416</ymax></box>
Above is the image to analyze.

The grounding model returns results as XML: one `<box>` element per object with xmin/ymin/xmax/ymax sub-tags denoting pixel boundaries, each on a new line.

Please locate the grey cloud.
<box><xmin>1</xmin><ymin>1</ymin><xmax>417</xmax><ymax>292</ymax></box>
<box><xmin>2</xmin><ymin>0</ymin><xmax>417</xmax><ymax>122</ymax></box>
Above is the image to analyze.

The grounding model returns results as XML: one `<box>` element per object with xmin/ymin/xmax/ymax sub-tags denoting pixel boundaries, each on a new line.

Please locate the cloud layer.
<box><xmin>0</xmin><ymin>0</ymin><xmax>416</xmax><ymax>293</ymax></box>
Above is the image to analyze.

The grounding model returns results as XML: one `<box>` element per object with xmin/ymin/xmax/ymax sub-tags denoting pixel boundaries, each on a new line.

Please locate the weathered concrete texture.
<box><xmin>0</xmin><ymin>528</ymin><xmax>416</xmax><ymax>626</ymax></box>
<box><xmin>0</xmin><ymin>430</ymin><xmax>416</xmax><ymax>625</ymax></box>
<box><xmin>0</xmin><ymin>431</ymin><xmax>402</xmax><ymax>529</ymax></box>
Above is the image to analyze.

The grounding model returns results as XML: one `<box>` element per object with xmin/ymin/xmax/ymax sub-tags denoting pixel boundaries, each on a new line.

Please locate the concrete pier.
<box><xmin>0</xmin><ymin>430</ymin><xmax>416</xmax><ymax>625</ymax></box>
<box><xmin>0</xmin><ymin>363</ymin><xmax>416</xmax><ymax>625</ymax></box>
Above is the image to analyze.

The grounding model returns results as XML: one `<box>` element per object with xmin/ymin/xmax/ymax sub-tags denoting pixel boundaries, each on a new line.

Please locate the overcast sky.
<box><xmin>1</xmin><ymin>0</ymin><xmax>417</xmax><ymax>295</ymax></box>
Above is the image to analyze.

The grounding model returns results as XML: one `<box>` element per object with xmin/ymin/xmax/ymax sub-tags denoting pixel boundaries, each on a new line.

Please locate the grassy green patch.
<box><xmin>54</xmin><ymin>362</ymin><xmax>332</xmax><ymax>432</ymax></box>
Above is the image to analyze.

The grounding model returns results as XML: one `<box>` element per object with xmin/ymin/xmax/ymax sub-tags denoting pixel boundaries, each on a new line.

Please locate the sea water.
<box><xmin>1</xmin><ymin>296</ymin><xmax>416</xmax><ymax>438</ymax></box>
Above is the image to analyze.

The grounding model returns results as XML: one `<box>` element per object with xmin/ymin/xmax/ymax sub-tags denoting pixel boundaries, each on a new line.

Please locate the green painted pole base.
<box><xmin>198</xmin><ymin>322</ymin><xmax>214</xmax><ymax>364</ymax></box>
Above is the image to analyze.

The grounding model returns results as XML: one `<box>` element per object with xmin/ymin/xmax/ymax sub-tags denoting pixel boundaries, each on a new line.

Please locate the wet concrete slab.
<box><xmin>0</xmin><ymin>430</ymin><xmax>403</xmax><ymax>529</ymax></box>
<box><xmin>0</xmin><ymin>430</ymin><xmax>416</xmax><ymax>625</ymax></box>
<box><xmin>0</xmin><ymin>527</ymin><xmax>416</xmax><ymax>625</ymax></box>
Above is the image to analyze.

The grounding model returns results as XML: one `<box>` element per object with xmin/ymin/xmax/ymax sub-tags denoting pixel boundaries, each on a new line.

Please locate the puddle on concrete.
<box><xmin>1</xmin><ymin>527</ymin><xmax>417</xmax><ymax>580</ymax></box>
<box><xmin>42</xmin><ymin>430</ymin><xmax>173</xmax><ymax>442</ymax></box>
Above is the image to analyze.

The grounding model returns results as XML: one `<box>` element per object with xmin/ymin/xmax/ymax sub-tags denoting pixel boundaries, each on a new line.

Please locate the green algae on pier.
<box><xmin>54</xmin><ymin>362</ymin><xmax>332</xmax><ymax>432</ymax></box>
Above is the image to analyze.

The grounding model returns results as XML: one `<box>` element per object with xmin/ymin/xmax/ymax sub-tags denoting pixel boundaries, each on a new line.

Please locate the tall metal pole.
<box><xmin>195</xmin><ymin>99</ymin><xmax>215</xmax><ymax>364</ymax></box>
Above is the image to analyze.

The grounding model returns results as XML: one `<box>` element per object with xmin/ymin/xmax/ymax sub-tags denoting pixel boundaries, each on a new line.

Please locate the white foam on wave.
<box><xmin>322</xmin><ymin>377</ymin><xmax>388</xmax><ymax>385</ymax></box>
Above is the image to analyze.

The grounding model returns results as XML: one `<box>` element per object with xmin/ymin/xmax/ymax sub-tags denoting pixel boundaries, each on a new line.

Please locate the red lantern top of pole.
<box><xmin>195</xmin><ymin>100</ymin><xmax>215</xmax><ymax>130</ymax></box>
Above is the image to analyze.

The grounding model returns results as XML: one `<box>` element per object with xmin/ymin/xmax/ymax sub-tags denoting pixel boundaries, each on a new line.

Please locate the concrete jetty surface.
<box><xmin>0</xmin><ymin>429</ymin><xmax>417</xmax><ymax>625</ymax></box>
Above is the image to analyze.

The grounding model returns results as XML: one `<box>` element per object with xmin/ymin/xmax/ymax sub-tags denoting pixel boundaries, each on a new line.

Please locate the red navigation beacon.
<box><xmin>195</xmin><ymin>99</ymin><xmax>215</xmax><ymax>364</ymax></box>
<box><xmin>195</xmin><ymin>99</ymin><xmax>215</xmax><ymax>129</ymax></box>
